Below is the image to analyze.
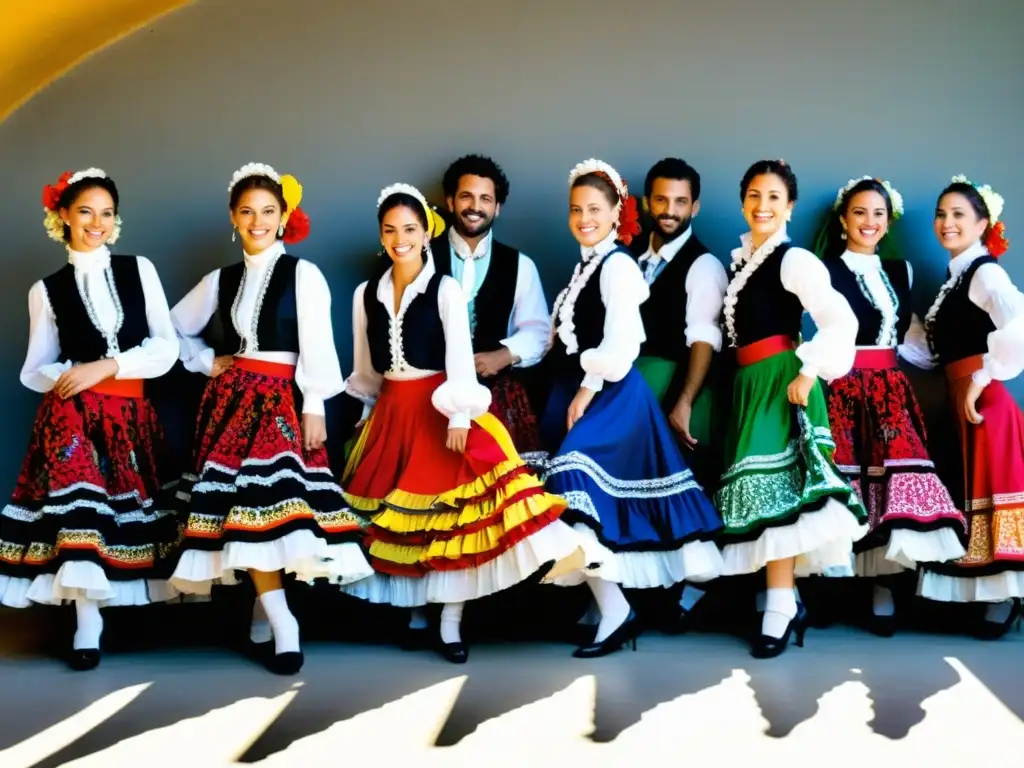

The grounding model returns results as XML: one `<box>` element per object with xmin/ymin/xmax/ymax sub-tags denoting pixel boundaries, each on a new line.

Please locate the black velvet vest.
<box><xmin>364</xmin><ymin>270</ymin><xmax>447</xmax><ymax>374</ymax></box>
<box><xmin>930</xmin><ymin>256</ymin><xmax>998</xmax><ymax>365</ymax></box>
<box><xmin>730</xmin><ymin>243</ymin><xmax>803</xmax><ymax>347</ymax></box>
<box><xmin>42</xmin><ymin>256</ymin><xmax>149</xmax><ymax>363</ymax></box>
<box><xmin>203</xmin><ymin>254</ymin><xmax>300</xmax><ymax>355</ymax></box>
<box><xmin>825</xmin><ymin>257</ymin><xmax>912</xmax><ymax>346</ymax></box>
<box><xmin>431</xmin><ymin>235</ymin><xmax>520</xmax><ymax>353</ymax></box>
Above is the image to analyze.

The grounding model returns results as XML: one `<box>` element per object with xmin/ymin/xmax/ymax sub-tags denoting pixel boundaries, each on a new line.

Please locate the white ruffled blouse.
<box><xmin>170</xmin><ymin>241</ymin><xmax>343</xmax><ymax>417</ymax></box>
<box><xmin>21</xmin><ymin>245</ymin><xmax>179</xmax><ymax>392</ymax></box>
<box><xmin>346</xmin><ymin>256</ymin><xmax>491</xmax><ymax>430</ymax></box>
<box><xmin>839</xmin><ymin>249</ymin><xmax>913</xmax><ymax>349</ymax></box>
<box><xmin>899</xmin><ymin>240</ymin><xmax>1024</xmax><ymax>388</ymax></box>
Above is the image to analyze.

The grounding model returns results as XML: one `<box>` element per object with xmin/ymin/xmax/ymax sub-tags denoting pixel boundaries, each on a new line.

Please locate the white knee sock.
<box><xmin>762</xmin><ymin>587</ymin><xmax>798</xmax><ymax>639</ymax></box>
<box><xmin>259</xmin><ymin>589</ymin><xmax>300</xmax><ymax>655</ymax></box>
<box><xmin>756</xmin><ymin>586</ymin><xmax>800</xmax><ymax>613</ymax></box>
<box><xmin>440</xmin><ymin>602</ymin><xmax>464</xmax><ymax>644</ymax></box>
<box><xmin>679</xmin><ymin>585</ymin><xmax>706</xmax><ymax>612</ymax></box>
<box><xmin>872</xmin><ymin>584</ymin><xmax>895</xmax><ymax>617</ymax></box>
<box><xmin>73</xmin><ymin>598</ymin><xmax>103</xmax><ymax>651</ymax></box>
<box><xmin>985</xmin><ymin>600</ymin><xmax>1014</xmax><ymax>624</ymax></box>
<box><xmin>250</xmin><ymin>597</ymin><xmax>273</xmax><ymax>644</ymax></box>
<box><xmin>408</xmin><ymin>607</ymin><xmax>429</xmax><ymax>630</ymax></box>
<box><xmin>585</xmin><ymin>577</ymin><xmax>631</xmax><ymax>643</ymax></box>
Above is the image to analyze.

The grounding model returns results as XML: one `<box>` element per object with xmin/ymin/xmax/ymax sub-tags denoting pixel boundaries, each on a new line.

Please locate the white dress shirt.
<box><xmin>447</xmin><ymin>229</ymin><xmax>551</xmax><ymax>368</ymax></box>
<box><xmin>21</xmin><ymin>245</ymin><xmax>179</xmax><ymax>392</ymax></box>
<box><xmin>346</xmin><ymin>255</ymin><xmax>492</xmax><ymax>430</ymax></box>
<box><xmin>637</xmin><ymin>227</ymin><xmax>728</xmax><ymax>351</ymax></box>
<box><xmin>171</xmin><ymin>241</ymin><xmax>343</xmax><ymax>416</ymax></box>
<box><xmin>899</xmin><ymin>240</ymin><xmax>1024</xmax><ymax>388</ymax></box>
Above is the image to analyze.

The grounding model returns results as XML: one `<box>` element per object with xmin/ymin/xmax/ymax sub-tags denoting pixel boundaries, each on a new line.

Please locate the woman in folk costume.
<box><xmin>901</xmin><ymin>175</ymin><xmax>1024</xmax><ymax>638</ymax></box>
<box><xmin>0</xmin><ymin>169</ymin><xmax>180</xmax><ymax>670</ymax></box>
<box><xmin>339</xmin><ymin>183</ymin><xmax>584</xmax><ymax>664</ymax></box>
<box><xmin>170</xmin><ymin>163</ymin><xmax>372</xmax><ymax>675</ymax></box>
<box><xmin>539</xmin><ymin>159</ymin><xmax>724</xmax><ymax>658</ymax></box>
<box><xmin>812</xmin><ymin>177</ymin><xmax>966</xmax><ymax>636</ymax></box>
<box><xmin>716</xmin><ymin>159</ymin><xmax>867</xmax><ymax>658</ymax></box>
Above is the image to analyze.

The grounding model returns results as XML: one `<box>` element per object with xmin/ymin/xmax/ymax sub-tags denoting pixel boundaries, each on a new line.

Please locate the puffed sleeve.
<box><xmin>431</xmin><ymin>276</ymin><xmax>492</xmax><ymax>429</ymax></box>
<box><xmin>779</xmin><ymin>247</ymin><xmax>857</xmax><ymax>382</ymax></box>
<box><xmin>108</xmin><ymin>257</ymin><xmax>179</xmax><ymax>380</ymax></box>
<box><xmin>684</xmin><ymin>252</ymin><xmax>727</xmax><ymax>351</ymax></box>
<box><xmin>170</xmin><ymin>270</ymin><xmax>220</xmax><ymax>376</ymax></box>
<box><xmin>19</xmin><ymin>281</ymin><xmax>71</xmax><ymax>393</ymax></box>
<box><xmin>969</xmin><ymin>262</ymin><xmax>1024</xmax><ymax>387</ymax></box>
<box><xmin>897</xmin><ymin>313</ymin><xmax>936</xmax><ymax>370</ymax></box>
<box><xmin>293</xmin><ymin>260</ymin><xmax>344</xmax><ymax>417</ymax></box>
<box><xmin>501</xmin><ymin>254</ymin><xmax>551</xmax><ymax>368</ymax></box>
<box><xmin>344</xmin><ymin>281</ymin><xmax>384</xmax><ymax>410</ymax></box>
<box><xmin>579</xmin><ymin>251</ymin><xmax>650</xmax><ymax>392</ymax></box>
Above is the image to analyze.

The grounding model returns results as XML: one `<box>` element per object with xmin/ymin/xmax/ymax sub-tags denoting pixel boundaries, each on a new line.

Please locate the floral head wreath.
<box><xmin>41</xmin><ymin>167</ymin><xmax>123</xmax><ymax>245</ymax></box>
<box><xmin>833</xmin><ymin>176</ymin><xmax>905</xmax><ymax>220</ymax></box>
<box><xmin>949</xmin><ymin>174</ymin><xmax>1009</xmax><ymax>257</ymax></box>
<box><xmin>228</xmin><ymin>162</ymin><xmax>310</xmax><ymax>244</ymax></box>
<box><xmin>376</xmin><ymin>182</ymin><xmax>447</xmax><ymax>238</ymax></box>
<box><xmin>567</xmin><ymin>158</ymin><xmax>642</xmax><ymax>246</ymax></box>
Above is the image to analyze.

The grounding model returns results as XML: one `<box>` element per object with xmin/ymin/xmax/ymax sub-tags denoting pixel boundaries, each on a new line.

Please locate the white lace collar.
<box><xmin>243</xmin><ymin>240</ymin><xmax>286</xmax><ymax>270</ymax></box>
<box><xmin>376</xmin><ymin>254</ymin><xmax>437</xmax><ymax>319</ymax></box>
<box><xmin>840</xmin><ymin>249</ymin><xmax>882</xmax><ymax>274</ymax></box>
<box><xmin>948</xmin><ymin>240</ymin><xmax>989</xmax><ymax>280</ymax></box>
<box><xmin>581</xmin><ymin>230</ymin><xmax>618</xmax><ymax>263</ymax></box>
<box><xmin>67</xmin><ymin>244</ymin><xmax>111</xmax><ymax>274</ymax></box>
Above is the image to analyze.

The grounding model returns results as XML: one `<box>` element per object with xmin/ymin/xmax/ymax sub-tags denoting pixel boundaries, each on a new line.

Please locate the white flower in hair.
<box><xmin>377</xmin><ymin>182</ymin><xmax>428</xmax><ymax>210</ymax></box>
<box><xmin>67</xmin><ymin>167</ymin><xmax>108</xmax><ymax>186</ymax></box>
<box><xmin>228</xmin><ymin>162</ymin><xmax>280</xmax><ymax>193</ymax></box>
<box><xmin>568</xmin><ymin>158</ymin><xmax>628</xmax><ymax>198</ymax></box>
<box><xmin>951</xmin><ymin>174</ymin><xmax>1004</xmax><ymax>223</ymax></box>
<box><xmin>833</xmin><ymin>176</ymin><xmax>904</xmax><ymax>220</ymax></box>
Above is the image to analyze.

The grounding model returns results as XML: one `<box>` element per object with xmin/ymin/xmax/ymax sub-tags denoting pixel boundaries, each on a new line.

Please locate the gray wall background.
<box><xmin>0</xmin><ymin>0</ymin><xmax>1021</xmax><ymax>483</ymax></box>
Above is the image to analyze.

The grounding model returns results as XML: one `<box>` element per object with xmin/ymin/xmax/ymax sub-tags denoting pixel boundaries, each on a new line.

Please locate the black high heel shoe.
<box><xmin>751</xmin><ymin>602</ymin><xmax>808</xmax><ymax>659</ymax></box>
<box><xmin>972</xmin><ymin>598</ymin><xmax>1022</xmax><ymax>640</ymax></box>
<box><xmin>67</xmin><ymin>648</ymin><xmax>101</xmax><ymax>672</ymax></box>
<box><xmin>866</xmin><ymin>612</ymin><xmax>896</xmax><ymax>638</ymax></box>
<box><xmin>266</xmin><ymin>651</ymin><xmax>304</xmax><ymax>675</ymax></box>
<box><xmin>572</xmin><ymin>610</ymin><xmax>640</xmax><ymax>659</ymax></box>
<box><xmin>437</xmin><ymin>641</ymin><xmax>468</xmax><ymax>664</ymax></box>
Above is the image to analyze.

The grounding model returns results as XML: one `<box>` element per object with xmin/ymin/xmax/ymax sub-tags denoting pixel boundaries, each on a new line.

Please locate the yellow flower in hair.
<box><xmin>428</xmin><ymin>207</ymin><xmax>446</xmax><ymax>238</ymax></box>
<box><xmin>280</xmin><ymin>174</ymin><xmax>303</xmax><ymax>224</ymax></box>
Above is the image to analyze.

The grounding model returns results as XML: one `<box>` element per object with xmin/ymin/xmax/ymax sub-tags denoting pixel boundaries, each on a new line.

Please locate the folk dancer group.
<box><xmin>0</xmin><ymin>154</ymin><xmax>1020</xmax><ymax>674</ymax></box>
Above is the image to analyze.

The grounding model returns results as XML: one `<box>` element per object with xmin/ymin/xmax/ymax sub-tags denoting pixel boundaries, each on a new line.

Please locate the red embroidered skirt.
<box><xmin>178</xmin><ymin>359</ymin><xmax>367</xmax><ymax>549</ymax></box>
<box><xmin>0</xmin><ymin>385</ymin><xmax>178</xmax><ymax>585</ymax></box>
<box><xmin>342</xmin><ymin>373</ymin><xmax>579</xmax><ymax>603</ymax></box>
<box><xmin>826</xmin><ymin>349</ymin><xmax>966</xmax><ymax>570</ymax></box>
<box><xmin>940</xmin><ymin>356</ymin><xmax>1024</xmax><ymax>571</ymax></box>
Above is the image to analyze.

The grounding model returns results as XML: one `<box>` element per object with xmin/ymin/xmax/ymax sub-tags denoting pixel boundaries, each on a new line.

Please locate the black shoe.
<box><xmin>751</xmin><ymin>603</ymin><xmax>808</xmax><ymax>659</ymax></box>
<box><xmin>438</xmin><ymin>641</ymin><xmax>468</xmax><ymax>664</ymax></box>
<box><xmin>572</xmin><ymin>610</ymin><xmax>640</xmax><ymax>659</ymax></box>
<box><xmin>266</xmin><ymin>651</ymin><xmax>304</xmax><ymax>675</ymax></box>
<box><xmin>68</xmin><ymin>648</ymin><xmax>101</xmax><ymax>672</ymax></box>
<box><xmin>972</xmin><ymin>599</ymin><xmax>1022</xmax><ymax>640</ymax></box>
<box><xmin>866</xmin><ymin>612</ymin><xmax>896</xmax><ymax>638</ymax></box>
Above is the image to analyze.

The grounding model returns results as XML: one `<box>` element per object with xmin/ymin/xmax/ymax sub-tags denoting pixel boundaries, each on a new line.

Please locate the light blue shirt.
<box><xmin>448</xmin><ymin>229</ymin><xmax>493</xmax><ymax>334</ymax></box>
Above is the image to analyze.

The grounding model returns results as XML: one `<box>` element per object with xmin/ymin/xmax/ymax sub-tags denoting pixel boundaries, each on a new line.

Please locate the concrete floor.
<box><xmin>1</xmin><ymin>608</ymin><xmax>1022</xmax><ymax>768</ymax></box>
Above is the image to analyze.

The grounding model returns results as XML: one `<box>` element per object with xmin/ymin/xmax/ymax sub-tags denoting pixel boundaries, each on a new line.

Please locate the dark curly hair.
<box><xmin>644</xmin><ymin>157</ymin><xmax>701</xmax><ymax>201</ymax></box>
<box><xmin>442</xmin><ymin>154</ymin><xmax>509</xmax><ymax>204</ymax></box>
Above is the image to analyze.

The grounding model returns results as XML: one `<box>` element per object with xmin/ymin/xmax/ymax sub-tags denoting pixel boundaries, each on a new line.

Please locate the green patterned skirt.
<box><xmin>714</xmin><ymin>349</ymin><xmax>867</xmax><ymax>576</ymax></box>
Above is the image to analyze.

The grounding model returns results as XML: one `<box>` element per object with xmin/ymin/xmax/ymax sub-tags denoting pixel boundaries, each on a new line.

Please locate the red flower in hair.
<box><xmin>283</xmin><ymin>206</ymin><xmax>311</xmax><ymax>244</ymax></box>
<box><xmin>986</xmin><ymin>220</ymin><xmax>1009</xmax><ymax>258</ymax></box>
<box><xmin>42</xmin><ymin>171</ymin><xmax>73</xmax><ymax>211</ymax></box>
<box><xmin>617</xmin><ymin>195</ymin><xmax>642</xmax><ymax>246</ymax></box>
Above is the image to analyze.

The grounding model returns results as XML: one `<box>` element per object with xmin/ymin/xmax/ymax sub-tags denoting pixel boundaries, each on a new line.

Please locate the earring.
<box><xmin>424</xmin><ymin>242</ymin><xmax>433</xmax><ymax>260</ymax></box>
<box><xmin>840</xmin><ymin>230</ymin><xmax>847</xmax><ymax>240</ymax></box>
<box><xmin>278</xmin><ymin>224</ymin><xmax>285</xmax><ymax>237</ymax></box>
<box><xmin>231</xmin><ymin>228</ymin><xmax>236</xmax><ymax>242</ymax></box>
<box><xmin>377</xmin><ymin>246</ymin><xmax>387</xmax><ymax>258</ymax></box>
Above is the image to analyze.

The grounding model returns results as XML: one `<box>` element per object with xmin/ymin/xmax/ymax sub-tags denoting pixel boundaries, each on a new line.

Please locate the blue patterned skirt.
<box><xmin>539</xmin><ymin>367</ymin><xmax>724</xmax><ymax>588</ymax></box>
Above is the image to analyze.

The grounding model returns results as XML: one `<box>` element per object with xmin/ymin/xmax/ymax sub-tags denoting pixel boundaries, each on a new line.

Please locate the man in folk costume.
<box><xmin>629</xmin><ymin>158</ymin><xmax>729</xmax><ymax>632</ymax></box>
<box><xmin>431</xmin><ymin>155</ymin><xmax>549</xmax><ymax>459</ymax></box>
